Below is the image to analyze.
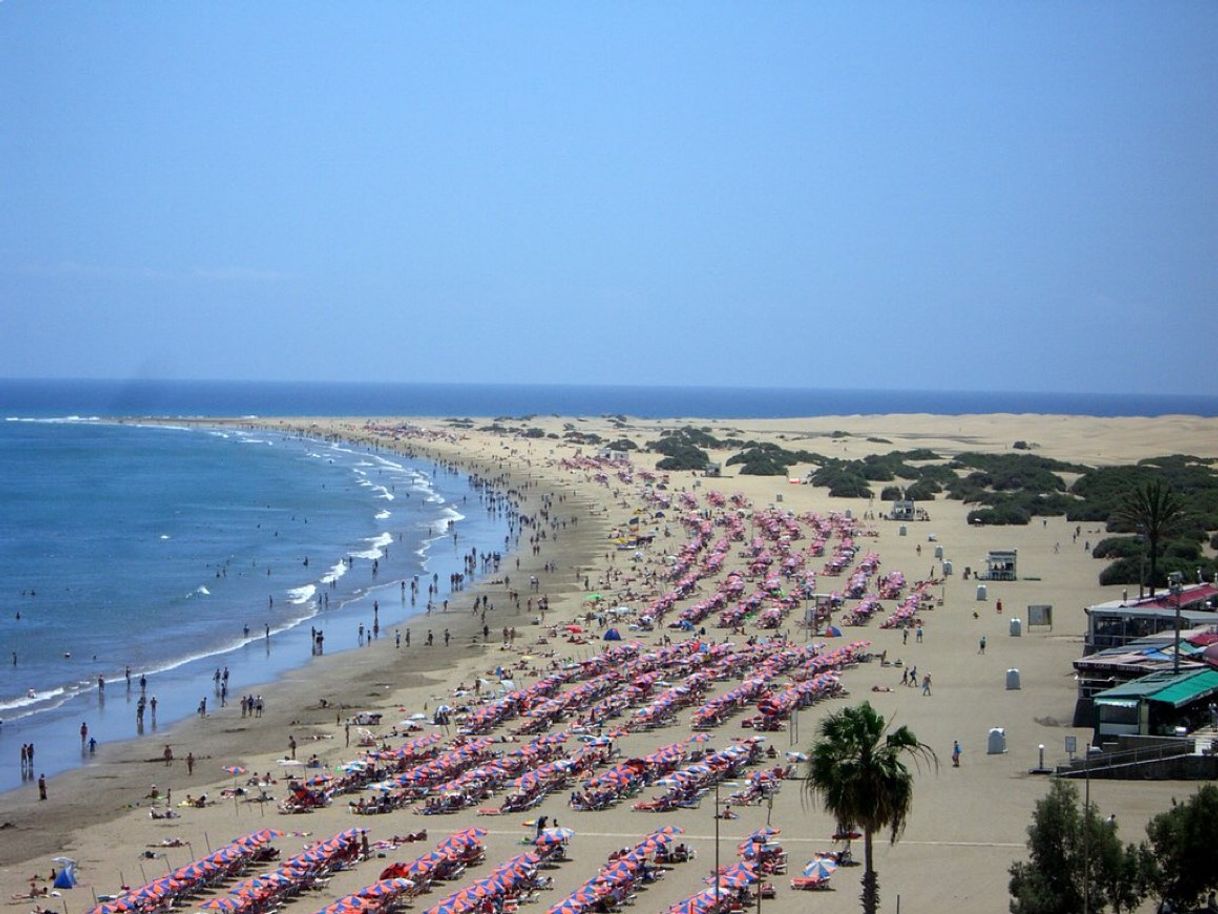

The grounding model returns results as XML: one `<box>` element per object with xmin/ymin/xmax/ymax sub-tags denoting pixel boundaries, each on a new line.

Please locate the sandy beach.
<box><xmin>3</xmin><ymin>411</ymin><xmax>1217</xmax><ymax>914</ymax></box>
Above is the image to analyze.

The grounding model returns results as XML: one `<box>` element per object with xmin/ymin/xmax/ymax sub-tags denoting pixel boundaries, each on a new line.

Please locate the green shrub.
<box><xmin>904</xmin><ymin>480</ymin><xmax>942</xmax><ymax>501</ymax></box>
<box><xmin>1091</xmin><ymin>537</ymin><xmax>1143</xmax><ymax>559</ymax></box>
<box><xmin>968</xmin><ymin>505</ymin><xmax>1032</xmax><ymax>525</ymax></box>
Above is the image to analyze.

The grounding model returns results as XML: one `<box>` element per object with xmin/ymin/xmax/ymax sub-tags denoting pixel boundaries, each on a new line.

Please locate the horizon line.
<box><xmin>1</xmin><ymin>376</ymin><xmax>1215</xmax><ymax>402</ymax></box>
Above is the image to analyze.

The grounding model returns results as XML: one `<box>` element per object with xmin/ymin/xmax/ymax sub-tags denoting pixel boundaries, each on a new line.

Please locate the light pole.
<box><xmin>1169</xmin><ymin>571</ymin><xmax>1185</xmax><ymax>675</ymax></box>
<box><xmin>712</xmin><ymin>780</ymin><xmax>721</xmax><ymax>909</ymax></box>
<box><xmin>1083</xmin><ymin>741</ymin><xmax>1091</xmax><ymax>914</ymax></box>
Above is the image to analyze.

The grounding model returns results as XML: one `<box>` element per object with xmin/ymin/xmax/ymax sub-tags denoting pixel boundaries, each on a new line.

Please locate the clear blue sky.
<box><xmin>2</xmin><ymin>3</ymin><xmax>1215</xmax><ymax>395</ymax></box>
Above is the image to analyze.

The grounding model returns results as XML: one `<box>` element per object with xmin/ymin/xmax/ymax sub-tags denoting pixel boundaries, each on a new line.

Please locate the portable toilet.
<box><xmin>976</xmin><ymin>584</ymin><xmax>988</xmax><ymax>601</ymax></box>
<box><xmin>1009</xmin><ymin>617</ymin><xmax>1022</xmax><ymax>637</ymax></box>
<box><xmin>987</xmin><ymin>728</ymin><xmax>1007</xmax><ymax>754</ymax></box>
<box><xmin>1005</xmin><ymin>669</ymin><xmax>1021</xmax><ymax>690</ymax></box>
<box><xmin>934</xmin><ymin>545</ymin><xmax>944</xmax><ymax>560</ymax></box>
<box><xmin>899</xmin><ymin>525</ymin><xmax>907</xmax><ymax>537</ymax></box>
<box><xmin>943</xmin><ymin>560</ymin><xmax>953</xmax><ymax>576</ymax></box>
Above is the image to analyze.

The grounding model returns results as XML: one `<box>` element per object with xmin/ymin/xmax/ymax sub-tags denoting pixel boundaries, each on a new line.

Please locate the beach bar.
<box><xmin>1083</xmin><ymin>584</ymin><xmax>1218</xmax><ymax>654</ymax></box>
<box><xmin>982</xmin><ymin>549</ymin><xmax>1018</xmax><ymax>581</ymax></box>
<box><xmin>1092</xmin><ymin>668</ymin><xmax>1218</xmax><ymax>738</ymax></box>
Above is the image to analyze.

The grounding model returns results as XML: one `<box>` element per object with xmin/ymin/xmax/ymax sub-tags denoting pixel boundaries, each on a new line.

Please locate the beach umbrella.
<box><xmin>320</xmin><ymin>899</ymin><xmax>374</xmax><ymax>914</ymax></box>
<box><xmin>802</xmin><ymin>858</ymin><xmax>837</xmax><ymax>881</ymax></box>
<box><xmin>200</xmin><ymin>898</ymin><xmax>246</xmax><ymax>912</ymax></box>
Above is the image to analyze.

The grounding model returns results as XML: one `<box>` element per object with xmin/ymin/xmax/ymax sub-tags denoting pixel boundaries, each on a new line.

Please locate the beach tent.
<box><xmin>53</xmin><ymin>858</ymin><xmax>77</xmax><ymax>889</ymax></box>
<box><xmin>603</xmin><ymin>628</ymin><xmax>622</xmax><ymax>641</ymax></box>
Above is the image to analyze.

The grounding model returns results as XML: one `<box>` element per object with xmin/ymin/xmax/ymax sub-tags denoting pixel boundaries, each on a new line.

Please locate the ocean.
<box><xmin>1</xmin><ymin>378</ymin><xmax>1217</xmax><ymax>419</ymax></box>
<box><xmin>0</xmin><ymin>419</ymin><xmax>509</xmax><ymax>794</ymax></box>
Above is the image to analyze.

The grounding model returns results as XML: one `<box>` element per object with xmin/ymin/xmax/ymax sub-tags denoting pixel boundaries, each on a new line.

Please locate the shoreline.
<box><xmin>0</xmin><ymin>425</ymin><xmax>507</xmax><ymax>796</ymax></box>
<box><xmin>0</xmin><ymin>421</ymin><xmax>601</xmax><ymax>859</ymax></box>
<box><xmin>3</xmin><ymin>411</ymin><xmax>1216</xmax><ymax>913</ymax></box>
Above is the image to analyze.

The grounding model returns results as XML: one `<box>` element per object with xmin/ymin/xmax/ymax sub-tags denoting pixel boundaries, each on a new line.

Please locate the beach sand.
<box><xmin>3</xmin><ymin>411</ymin><xmax>1216</xmax><ymax>913</ymax></box>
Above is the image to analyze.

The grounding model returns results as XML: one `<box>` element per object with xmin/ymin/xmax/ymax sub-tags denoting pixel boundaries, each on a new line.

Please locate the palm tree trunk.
<box><xmin>861</xmin><ymin>829</ymin><xmax>878</xmax><ymax>914</ymax></box>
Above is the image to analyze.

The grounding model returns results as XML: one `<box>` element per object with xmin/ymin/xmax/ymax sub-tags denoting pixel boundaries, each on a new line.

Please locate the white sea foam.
<box><xmin>375</xmin><ymin>510</ymin><xmax>391</xmax><ymax>520</ymax></box>
<box><xmin>373</xmin><ymin>456</ymin><xmax>407</xmax><ymax>472</ymax></box>
<box><xmin>286</xmin><ymin>584</ymin><xmax>317</xmax><ymax>605</ymax></box>
<box><xmin>320</xmin><ymin>561</ymin><xmax>348</xmax><ymax>584</ymax></box>
<box><xmin>195</xmin><ymin>585</ymin><xmax>210</xmax><ymax>596</ymax></box>
<box><xmin>0</xmin><ymin>684</ymin><xmax>69</xmax><ymax>714</ymax></box>
<box><xmin>351</xmin><ymin>532</ymin><xmax>393</xmax><ymax>560</ymax></box>
<box><xmin>160</xmin><ymin>534</ymin><xmax>171</xmax><ymax>540</ymax></box>
<box><xmin>373</xmin><ymin>486</ymin><xmax>394</xmax><ymax>501</ymax></box>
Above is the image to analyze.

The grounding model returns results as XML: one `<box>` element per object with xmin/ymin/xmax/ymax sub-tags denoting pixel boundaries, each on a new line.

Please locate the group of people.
<box><xmin>18</xmin><ymin>744</ymin><xmax>46</xmax><ymax>797</ymax></box>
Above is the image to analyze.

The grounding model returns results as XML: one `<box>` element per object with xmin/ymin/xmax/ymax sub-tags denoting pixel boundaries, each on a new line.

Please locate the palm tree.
<box><xmin>802</xmin><ymin>702</ymin><xmax>937</xmax><ymax>914</ymax></box>
<box><xmin>1115</xmin><ymin>480</ymin><xmax>1188</xmax><ymax>596</ymax></box>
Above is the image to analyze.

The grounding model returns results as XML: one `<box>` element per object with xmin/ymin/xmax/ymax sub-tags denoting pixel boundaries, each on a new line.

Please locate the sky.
<box><xmin>1</xmin><ymin>3</ymin><xmax>1215</xmax><ymax>395</ymax></box>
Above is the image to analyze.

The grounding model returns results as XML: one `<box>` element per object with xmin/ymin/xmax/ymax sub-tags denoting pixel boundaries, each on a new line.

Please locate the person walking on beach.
<box><xmin>444</xmin><ymin>628</ymin><xmax>450</xmax><ymax>647</ymax></box>
<box><xmin>952</xmin><ymin>740</ymin><xmax>961</xmax><ymax>767</ymax></box>
<box><xmin>922</xmin><ymin>673</ymin><xmax>932</xmax><ymax>696</ymax></box>
<box><xmin>38</xmin><ymin>773</ymin><xmax>46</xmax><ymax>800</ymax></box>
<box><xmin>426</xmin><ymin>630</ymin><xmax>434</xmax><ymax>647</ymax></box>
<box><xmin>979</xmin><ymin>635</ymin><xmax>987</xmax><ymax>654</ymax></box>
<box><xmin>186</xmin><ymin>752</ymin><xmax>194</xmax><ymax>776</ymax></box>
<box><xmin>288</xmin><ymin>736</ymin><xmax>296</xmax><ymax>760</ymax></box>
<box><xmin>80</xmin><ymin>722</ymin><xmax>88</xmax><ymax>747</ymax></box>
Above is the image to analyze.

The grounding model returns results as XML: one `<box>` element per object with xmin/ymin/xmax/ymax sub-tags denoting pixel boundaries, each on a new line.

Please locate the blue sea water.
<box><xmin>1</xmin><ymin>377</ymin><xmax>1216</xmax><ymax>419</ymax></box>
<box><xmin>0</xmin><ymin>420</ymin><xmax>509</xmax><ymax>795</ymax></box>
